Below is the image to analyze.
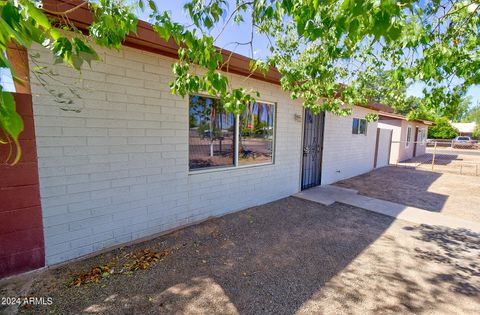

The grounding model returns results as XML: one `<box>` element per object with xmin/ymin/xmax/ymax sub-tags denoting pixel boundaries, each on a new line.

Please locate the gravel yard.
<box><xmin>336</xmin><ymin>166</ymin><xmax>480</xmax><ymax>223</ymax></box>
<box><xmin>1</xmin><ymin>197</ymin><xmax>479</xmax><ymax>314</ymax></box>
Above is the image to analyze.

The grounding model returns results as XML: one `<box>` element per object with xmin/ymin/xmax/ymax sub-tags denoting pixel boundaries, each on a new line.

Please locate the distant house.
<box><xmin>377</xmin><ymin>112</ymin><xmax>433</xmax><ymax>163</ymax></box>
<box><xmin>451</xmin><ymin>122</ymin><xmax>477</xmax><ymax>137</ymax></box>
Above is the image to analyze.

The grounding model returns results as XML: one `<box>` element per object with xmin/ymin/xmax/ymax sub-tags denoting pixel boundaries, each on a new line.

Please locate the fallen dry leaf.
<box><xmin>67</xmin><ymin>248</ymin><xmax>171</xmax><ymax>287</ymax></box>
<box><xmin>68</xmin><ymin>264</ymin><xmax>113</xmax><ymax>287</ymax></box>
<box><xmin>129</xmin><ymin>249</ymin><xmax>170</xmax><ymax>271</ymax></box>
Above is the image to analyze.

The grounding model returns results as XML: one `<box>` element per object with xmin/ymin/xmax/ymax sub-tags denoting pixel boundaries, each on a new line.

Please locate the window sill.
<box><xmin>188</xmin><ymin>162</ymin><xmax>274</xmax><ymax>175</ymax></box>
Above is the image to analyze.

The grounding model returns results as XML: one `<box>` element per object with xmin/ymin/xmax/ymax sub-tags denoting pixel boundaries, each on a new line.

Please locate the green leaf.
<box><xmin>153</xmin><ymin>25</ymin><xmax>171</xmax><ymax>41</ymax></box>
<box><xmin>26</xmin><ymin>3</ymin><xmax>51</xmax><ymax>30</ymax></box>
<box><xmin>148</xmin><ymin>0</ymin><xmax>157</xmax><ymax>12</ymax></box>
<box><xmin>204</xmin><ymin>16</ymin><xmax>213</xmax><ymax>29</ymax></box>
<box><xmin>0</xmin><ymin>92</ymin><xmax>24</xmax><ymax>165</ymax></box>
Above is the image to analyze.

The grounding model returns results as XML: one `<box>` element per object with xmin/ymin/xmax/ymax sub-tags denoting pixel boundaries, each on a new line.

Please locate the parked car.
<box><xmin>451</xmin><ymin>136</ymin><xmax>474</xmax><ymax>149</ymax></box>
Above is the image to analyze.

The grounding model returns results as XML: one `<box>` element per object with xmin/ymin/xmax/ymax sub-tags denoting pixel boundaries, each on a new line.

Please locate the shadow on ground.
<box><xmin>407</xmin><ymin>224</ymin><xmax>480</xmax><ymax>296</ymax></box>
<box><xmin>335</xmin><ymin>166</ymin><xmax>480</xmax><ymax>223</ymax></box>
<box><xmin>408</xmin><ymin>153</ymin><xmax>463</xmax><ymax>166</ymax></box>
<box><xmin>335</xmin><ymin>166</ymin><xmax>448</xmax><ymax>212</ymax></box>
<box><xmin>1</xmin><ymin>197</ymin><xmax>479</xmax><ymax>314</ymax></box>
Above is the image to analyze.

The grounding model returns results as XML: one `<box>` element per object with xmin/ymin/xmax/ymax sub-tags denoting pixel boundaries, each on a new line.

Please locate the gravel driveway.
<box><xmin>336</xmin><ymin>166</ymin><xmax>480</xmax><ymax>223</ymax></box>
<box><xmin>1</xmin><ymin>197</ymin><xmax>479</xmax><ymax>314</ymax></box>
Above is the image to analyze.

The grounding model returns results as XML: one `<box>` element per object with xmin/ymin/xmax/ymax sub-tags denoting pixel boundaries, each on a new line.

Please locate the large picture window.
<box><xmin>189</xmin><ymin>95</ymin><xmax>275</xmax><ymax>171</ymax></box>
<box><xmin>189</xmin><ymin>95</ymin><xmax>235</xmax><ymax>170</ymax></box>
<box><xmin>239</xmin><ymin>102</ymin><xmax>275</xmax><ymax>165</ymax></box>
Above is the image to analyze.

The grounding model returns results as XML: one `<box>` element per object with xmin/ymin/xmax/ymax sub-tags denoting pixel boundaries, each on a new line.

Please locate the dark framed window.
<box><xmin>239</xmin><ymin>102</ymin><xmax>275</xmax><ymax>165</ymax></box>
<box><xmin>189</xmin><ymin>95</ymin><xmax>235</xmax><ymax>170</ymax></box>
<box><xmin>189</xmin><ymin>95</ymin><xmax>275</xmax><ymax>171</ymax></box>
<box><xmin>352</xmin><ymin>118</ymin><xmax>367</xmax><ymax>135</ymax></box>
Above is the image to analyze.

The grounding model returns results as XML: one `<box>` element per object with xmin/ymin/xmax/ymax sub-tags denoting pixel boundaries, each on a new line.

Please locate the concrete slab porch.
<box><xmin>294</xmin><ymin>185</ymin><xmax>480</xmax><ymax>233</ymax></box>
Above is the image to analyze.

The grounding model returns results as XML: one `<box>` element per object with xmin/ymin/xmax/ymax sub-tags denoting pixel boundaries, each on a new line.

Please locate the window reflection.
<box><xmin>238</xmin><ymin>102</ymin><xmax>275</xmax><ymax>165</ymax></box>
<box><xmin>352</xmin><ymin>118</ymin><xmax>367</xmax><ymax>135</ymax></box>
<box><xmin>189</xmin><ymin>95</ymin><xmax>235</xmax><ymax>170</ymax></box>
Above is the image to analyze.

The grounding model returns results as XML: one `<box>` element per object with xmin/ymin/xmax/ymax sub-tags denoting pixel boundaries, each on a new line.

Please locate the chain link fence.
<box><xmin>391</xmin><ymin>139</ymin><xmax>480</xmax><ymax>176</ymax></box>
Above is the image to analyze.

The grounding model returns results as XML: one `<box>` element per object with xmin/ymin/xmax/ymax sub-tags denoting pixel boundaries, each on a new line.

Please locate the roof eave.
<box><xmin>378</xmin><ymin>112</ymin><xmax>434</xmax><ymax>125</ymax></box>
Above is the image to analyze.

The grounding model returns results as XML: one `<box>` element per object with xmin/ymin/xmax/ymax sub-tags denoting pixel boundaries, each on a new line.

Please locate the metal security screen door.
<box><xmin>301</xmin><ymin>109</ymin><xmax>325</xmax><ymax>190</ymax></box>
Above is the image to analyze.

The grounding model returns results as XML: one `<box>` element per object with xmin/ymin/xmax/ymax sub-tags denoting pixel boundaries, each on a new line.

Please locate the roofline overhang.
<box><xmin>378</xmin><ymin>112</ymin><xmax>434</xmax><ymax>125</ymax></box>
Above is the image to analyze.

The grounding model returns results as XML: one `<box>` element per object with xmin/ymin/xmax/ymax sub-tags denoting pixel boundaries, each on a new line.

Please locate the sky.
<box><xmin>0</xmin><ymin>68</ymin><xmax>15</xmax><ymax>92</ymax></box>
<box><xmin>408</xmin><ymin>81</ymin><xmax>480</xmax><ymax>108</ymax></box>
<box><xmin>134</xmin><ymin>0</ymin><xmax>268</xmax><ymax>59</ymax></box>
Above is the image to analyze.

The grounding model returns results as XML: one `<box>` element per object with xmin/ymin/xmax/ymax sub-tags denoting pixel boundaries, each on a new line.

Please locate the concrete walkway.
<box><xmin>294</xmin><ymin>185</ymin><xmax>480</xmax><ymax>233</ymax></box>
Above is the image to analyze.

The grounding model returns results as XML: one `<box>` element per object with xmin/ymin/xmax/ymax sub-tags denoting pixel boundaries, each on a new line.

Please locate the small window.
<box><xmin>352</xmin><ymin>118</ymin><xmax>367</xmax><ymax>135</ymax></box>
<box><xmin>189</xmin><ymin>95</ymin><xmax>235</xmax><ymax>170</ymax></box>
<box><xmin>238</xmin><ymin>102</ymin><xmax>275</xmax><ymax>165</ymax></box>
<box><xmin>406</xmin><ymin>126</ymin><xmax>412</xmax><ymax>147</ymax></box>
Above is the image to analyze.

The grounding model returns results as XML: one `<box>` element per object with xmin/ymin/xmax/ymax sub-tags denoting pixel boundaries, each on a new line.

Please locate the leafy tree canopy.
<box><xmin>0</xmin><ymin>0</ymin><xmax>479</xmax><ymax>163</ymax></box>
<box><xmin>462</xmin><ymin>103</ymin><xmax>480</xmax><ymax>138</ymax></box>
<box><xmin>402</xmin><ymin>94</ymin><xmax>472</xmax><ymax>122</ymax></box>
<box><xmin>473</xmin><ymin>125</ymin><xmax>480</xmax><ymax>138</ymax></box>
<box><xmin>462</xmin><ymin>103</ymin><xmax>480</xmax><ymax>123</ymax></box>
<box><xmin>428</xmin><ymin>117</ymin><xmax>459</xmax><ymax>139</ymax></box>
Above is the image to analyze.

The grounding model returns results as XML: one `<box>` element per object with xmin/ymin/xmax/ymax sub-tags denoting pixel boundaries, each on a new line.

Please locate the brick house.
<box><xmin>1</xmin><ymin>0</ymin><xmax>404</xmax><ymax>278</ymax></box>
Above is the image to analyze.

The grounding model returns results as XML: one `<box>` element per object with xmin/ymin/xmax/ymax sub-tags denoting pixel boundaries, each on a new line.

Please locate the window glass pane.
<box><xmin>189</xmin><ymin>95</ymin><xmax>235</xmax><ymax>170</ymax></box>
<box><xmin>238</xmin><ymin>102</ymin><xmax>275</xmax><ymax>165</ymax></box>
<box><xmin>359</xmin><ymin>119</ymin><xmax>367</xmax><ymax>134</ymax></box>
<box><xmin>352</xmin><ymin>118</ymin><xmax>359</xmax><ymax>134</ymax></box>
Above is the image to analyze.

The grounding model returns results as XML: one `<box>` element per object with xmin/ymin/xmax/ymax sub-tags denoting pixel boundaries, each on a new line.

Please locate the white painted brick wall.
<box><xmin>29</xmin><ymin>44</ymin><xmax>304</xmax><ymax>264</ymax></box>
<box><xmin>321</xmin><ymin>107</ymin><xmax>378</xmax><ymax>185</ymax></box>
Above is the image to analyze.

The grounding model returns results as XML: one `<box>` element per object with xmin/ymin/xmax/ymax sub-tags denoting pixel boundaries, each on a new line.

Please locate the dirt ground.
<box><xmin>1</xmin><ymin>197</ymin><xmax>479</xmax><ymax>315</ymax></box>
<box><xmin>400</xmin><ymin>148</ymin><xmax>480</xmax><ymax>176</ymax></box>
<box><xmin>336</xmin><ymin>166</ymin><xmax>480</xmax><ymax>223</ymax></box>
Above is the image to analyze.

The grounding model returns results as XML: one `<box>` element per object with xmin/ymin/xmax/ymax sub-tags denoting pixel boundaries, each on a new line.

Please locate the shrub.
<box><xmin>473</xmin><ymin>126</ymin><xmax>480</xmax><ymax>140</ymax></box>
<box><xmin>428</xmin><ymin>117</ymin><xmax>458</xmax><ymax>139</ymax></box>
